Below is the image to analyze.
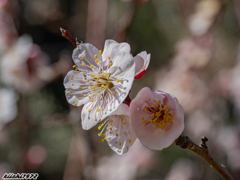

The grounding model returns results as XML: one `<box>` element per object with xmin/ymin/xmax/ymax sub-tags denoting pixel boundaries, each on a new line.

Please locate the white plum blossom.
<box><xmin>133</xmin><ymin>51</ymin><xmax>150</xmax><ymax>79</ymax></box>
<box><xmin>0</xmin><ymin>88</ymin><xmax>18</xmax><ymax>129</ymax></box>
<box><xmin>130</xmin><ymin>87</ymin><xmax>184</xmax><ymax>150</ymax></box>
<box><xmin>97</xmin><ymin>103</ymin><xmax>136</xmax><ymax>155</ymax></box>
<box><xmin>64</xmin><ymin>40</ymin><xmax>135</xmax><ymax>130</ymax></box>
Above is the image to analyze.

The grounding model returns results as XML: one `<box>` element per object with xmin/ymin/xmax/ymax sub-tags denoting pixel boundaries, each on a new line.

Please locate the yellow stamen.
<box><xmin>94</xmin><ymin>55</ymin><xmax>98</xmax><ymax>59</ymax></box>
<box><xmin>141</xmin><ymin>117</ymin><xmax>144</xmax><ymax>120</ymax></box>
<box><xmin>109</xmin><ymin>63</ymin><xmax>112</xmax><ymax>66</ymax></box>
<box><xmin>82</xmin><ymin>63</ymin><xmax>84</xmax><ymax>67</ymax></box>
<box><xmin>116</xmin><ymin>79</ymin><xmax>120</xmax><ymax>83</ymax></box>
<box><xmin>122</xmin><ymin>122</ymin><xmax>126</xmax><ymax>125</ymax></box>
<box><xmin>99</xmin><ymin>50</ymin><xmax>102</xmax><ymax>54</ymax></box>
<box><xmin>74</xmin><ymin>103</ymin><xmax>77</xmax><ymax>106</ymax></box>
<box><xmin>97</xmin><ymin>108</ymin><xmax>101</xmax><ymax>112</ymax></box>
<box><xmin>129</xmin><ymin>139</ymin><xmax>131</xmax><ymax>143</ymax></box>
<box><xmin>88</xmin><ymin>109</ymin><xmax>91</xmax><ymax>112</ymax></box>
<box><xmin>115</xmin><ymin>133</ymin><xmax>118</xmax><ymax>136</ymax></box>
<box><xmin>95</xmin><ymin>60</ymin><xmax>99</xmax><ymax>63</ymax></box>
<box><xmin>73</xmin><ymin>65</ymin><xmax>76</xmax><ymax>68</ymax></box>
<box><xmin>81</xmin><ymin>56</ymin><xmax>84</xmax><ymax>59</ymax></box>
<box><xmin>90</xmin><ymin>65</ymin><xmax>93</xmax><ymax>68</ymax></box>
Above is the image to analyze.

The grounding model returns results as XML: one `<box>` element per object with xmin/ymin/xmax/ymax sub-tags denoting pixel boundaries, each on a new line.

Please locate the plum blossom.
<box><xmin>133</xmin><ymin>51</ymin><xmax>150</xmax><ymax>79</ymax></box>
<box><xmin>130</xmin><ymin>87</ymin><xmax>184</xmax><ymax>150</ymax></box>
<box><xmin>0</xmin><ymin>34</ymin><xmax>49</xmax><ymax>93</ymax></box>
<box><xmin>64</xmin><ymin>40</ymin><xmax>135</xmax><ymax>130</ymax></box>
<box><xmin>0</xmin><ymin>88</ymin><xmax>18</xmax><ymax>129</ymax></box>
<box><xmin>97</xmin><ymin>103</ymin><xmax>136</xmax><ymax>155</ymax></box>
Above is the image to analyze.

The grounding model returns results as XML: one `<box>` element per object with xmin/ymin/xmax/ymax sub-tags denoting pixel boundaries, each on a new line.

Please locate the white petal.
<box><xmin>106</xmin><ymin>104</ymin><xmax>136</xmax><ymax>154</ymax></box>
<box><xmin>72</xmin><ymin>43</ymin><xmax>102</xmax><ymax>72</ymax></box>
<box><xmin>64</xmin><ymin>70</ymin><xmax>89</xmax><ymax>106</ymax></box>
<box><xmin>102</xmin><ymin>40</ymin><xmax>131</xmax><ymax>65</ymax></box>
<box><xmin>100</xmin><ymin>52</ymin><xmax>135</xmax><ymax>120</ymax></box>
<box><xmin>81</xmin><ymin>102</ymin><xmax>99</xmax><ymax>130</ymax></box>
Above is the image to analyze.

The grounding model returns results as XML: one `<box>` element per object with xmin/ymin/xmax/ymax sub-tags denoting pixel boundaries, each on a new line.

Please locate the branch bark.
<box><xmin>175</xmin><ymin>136</ymin><xmax>234</xmax><ymax>180</ymax></box>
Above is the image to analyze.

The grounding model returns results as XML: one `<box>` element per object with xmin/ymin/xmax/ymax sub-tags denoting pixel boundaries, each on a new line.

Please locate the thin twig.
<box><xmin>175</xmin><ymin>135</ymin><xmax>234</xmax><ymax>180</ymax></box>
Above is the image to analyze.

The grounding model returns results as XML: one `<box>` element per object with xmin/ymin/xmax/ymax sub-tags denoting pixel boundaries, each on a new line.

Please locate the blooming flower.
<box><xmin>64</xmin><ymin>40</ymin><xmax>135</xmax><ymax>130</ymax></box>
<box><xmin>133</xmin><ymin>51</ymin><xmax>150</xmax><ymax>79</ymax></box>
<box><xmin>97</xmin><ymin>103</ymin><xmax>136</xmax><ymax>155</ymax></box>
<box><xmin>0</xmin><ymin>88</ymin><xmax>18</xmax><ymax>129</ymax></box>
<box><xmin>130</xmin><ymin>87</ymin><xmax>184</xmax><ymax>150</ymax></box>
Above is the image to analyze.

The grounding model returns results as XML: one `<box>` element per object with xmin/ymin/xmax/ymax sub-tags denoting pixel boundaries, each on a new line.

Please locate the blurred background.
<box><xmin>0</xmin><ymin>0</ymin><xmax>240</xmax><ymax>179</ymax></box>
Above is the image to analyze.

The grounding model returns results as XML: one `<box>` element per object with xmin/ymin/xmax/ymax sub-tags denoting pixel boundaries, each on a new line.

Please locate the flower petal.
<box><xmin>133</xmin><ymin>51</ymin><xmax>151</xmax><ymax>77</ymax></box>
<box><xmin>102</xmin><ymin>40</ymin><xmax>131</xmax><ymax>65</ymax></box>
<box><xmin>72</xmin><ymin>43</ymin><xmax>102</xmax><ymax>72</ymax></box>
<box><xmin>106</xmin><ymin>104</ymin><xmax>136</xmax><ymax>154</ymax></box>
<box><xmin>64</xmin><ymin>70</ymin><xmax>89</xmax><ymax>106</ymax></box>
<box><xmin>81</xmin><ymin>102</ymin><xmax>100</xmax><ymax>130</ymax></box>
<box><xmin>130</xmin><ymin>87</ymin><xmax>184</xmax><ymax>150</ymax></box>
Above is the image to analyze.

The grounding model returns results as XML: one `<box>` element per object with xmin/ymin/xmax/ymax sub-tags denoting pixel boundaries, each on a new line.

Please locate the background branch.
<box><xmin>175</xmin><ymin>136</ymin><xmax>234</xmax><ymax>180</ymax></box>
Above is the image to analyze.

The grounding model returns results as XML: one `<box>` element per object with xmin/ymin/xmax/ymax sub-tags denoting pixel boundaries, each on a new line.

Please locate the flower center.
<box><xmin>142</xmin><ymin>99</ymin><xmax>173</xmax><ymax>129</ymax></box>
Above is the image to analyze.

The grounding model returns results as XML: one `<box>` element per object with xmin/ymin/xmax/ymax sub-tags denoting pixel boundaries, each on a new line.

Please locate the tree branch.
<box><xmin>175</xmin><ymin>136</ymin><xmax>234</xmax><ymax>180</ymax></box>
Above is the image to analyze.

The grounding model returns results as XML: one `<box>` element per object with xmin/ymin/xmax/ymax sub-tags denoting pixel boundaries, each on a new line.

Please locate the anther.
<box><xmin>94</xmin><ymin>55</ymin><xmax>98</xmax><ymax>59</ymax></box>
<box><xmin>99</xmin><ymin>50</ymin><xmax>102</xmax><ymax>54</ymax></box>
<box><xmin>73</xmin><ymin>65</ymin><xmax>76</xmax><ymax>68</ymax></box>
<box><xmin>141</xmin><ymin>117</ymin><xmax>144</xmax><ymax>120</ymax></box>
<box><xmin>88</xmin><ymin>109</ymin><xmax>91</xmax><ymax>112</ymax></box>
<box><xmin>115</xmin><ymin>133</ymin><xmax>118</xmax><ymax>136</ymax></box>
<box><xmin>82</xmin><ymin>63</ymin><xmax>85</xmax><ymax>67</ymax></box>
<box><xmin>74</xmin><ymin>103</ymin><xmax>77</xmax><ymax>106</ymax></box>
<box><xmin>82</xmin><ymin>56</ymin><xmax>85</xmax><ymax>59</ymax></box>
<box><xmin>95</xmin><ymin>60</ymin><xmax>99</xmax><ymax>63</ymax></box>
<box><xmin>97</xmin><ymin>108</ymin><xmax>101</xmax><ymax>112</ymax></box>
<box><xmin>116</xmin><ymin>79</ymin><xmax>120</xmax><ymax>83</ymax></box>
<box><xmin>90</xmin><ymin>65</ymin><xmax>93</xmax><ymax>68</ymax></box>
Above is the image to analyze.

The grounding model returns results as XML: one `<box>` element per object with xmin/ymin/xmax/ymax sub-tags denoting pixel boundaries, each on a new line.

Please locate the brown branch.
<box><xmin>175</xmin><ymin>136</ymin><xmax>234</xmax><ymax>180</ymax></box>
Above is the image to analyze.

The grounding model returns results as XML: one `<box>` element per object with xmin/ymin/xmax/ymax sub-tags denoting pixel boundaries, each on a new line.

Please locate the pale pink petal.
<box><xmin>130</xmin><ymin>87</ymin><xmax>184</xmax><ymax>150</ymax></box>
<box><xmin>133</xmin><ymin>51</ymin><xmax>151</xmax><ymax>76</ymax></box>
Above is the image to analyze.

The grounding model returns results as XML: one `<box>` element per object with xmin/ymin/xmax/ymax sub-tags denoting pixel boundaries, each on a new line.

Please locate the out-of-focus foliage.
<box><xmin>0</xmin><ymin>0</ymin><xmax>240</xmax><ymax>179</ymax></box>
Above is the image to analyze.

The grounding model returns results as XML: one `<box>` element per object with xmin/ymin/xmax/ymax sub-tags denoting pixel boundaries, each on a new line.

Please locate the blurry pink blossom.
<box><xmin>25</xmin><ymin>145</ymin><xmax>46</xmax><ymax>169</ymax></box>
<box><xmin>188</xmin><ymin>0</ymin><xmax>221</xmax><ymax>36</ymax></box>
<box><xmin>95</xmin><ymin>139</ymin><xmax>154</xmax><ymax>180</ymax></box>
<box><xmin>0</xmin><ymin>10</ymin><xmax>17</xmax><ymax>53</ymax></box>
<box><xmin>0</xmin><ymin>35</ymin><xmax>49</xmax><ymax>93</ymax></box>
<box><xmin>0</xmin><ymin>88</ymin><xmax>18</xmax><ymax>129</ymax></box>
<box><xmin>130</xmin><ymin>87</ymin><xmax>184</xmax><ymax>150</ymax></box>
<box><xmin>154</xmin><ymin>66</ymin><xmax>209</xmax><ymax>113</ymax></box>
